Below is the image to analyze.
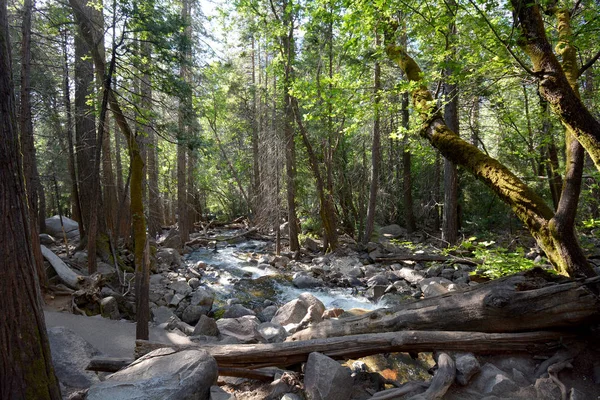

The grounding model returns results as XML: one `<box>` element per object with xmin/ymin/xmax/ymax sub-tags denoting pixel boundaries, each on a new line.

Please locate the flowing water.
<box><xmin>185</xmin><ymin>239</ymin><xmax>379</xmax><ymax>310</ymax></box>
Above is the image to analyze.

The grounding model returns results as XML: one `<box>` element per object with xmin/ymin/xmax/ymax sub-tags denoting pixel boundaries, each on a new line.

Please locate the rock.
<box><xmin>169</xmin><ymin>281</ymin><xmax>192</xmax><ymax>296</ymax></box>
<box><xmin>394</xmin><ymin>267</ymin><xmax>425</xmax><ymax>285</ymax></box>
<box><xmin>182</xmin><ymin>304</ymin><xmax>210</xmax><ymax>325</ymax></box>
<box><xmin>223</xmin><ymin>304</ymin><xmax>256</xmax><ymax>318</ymax></box>
<box><xmin>441</xmin><ymin>268</ymin><xmax>456</xmax><ymax>280</ymax></box>
<box><xmin>471</xmin><ymin>363</ymin><xmax>519</xmax><ymax>396</ymax></box>
<box><xmin>304</xmin><ymin>352</ymin><xmax>353</xmax><ymax>400</ymax></box>
<box><xmin>217</xmin><ymin>315</ymin><xmax>262</xmax><ymax>343</ymax></box>
<box><xmin>39</xmin><ymin>233</ymin><xmax>56</xmax><ymax>245</ymax></box>
<box><xmin>169</xmin><ymin>293</ymin><xmax>185</xmax><ymax>307</ymax></box>
<box><xmin>535</xmin><ymin>377</ymin><xmax>561</xmax><ymax>399</ymax></box>
<box><xmin>100</xmin><ymin>296</ymin><xmax>120</xmax><ymax>320</ymax></box>
<box><xmin>151</xmin><ymin>306</ymin><xmax>175</xmax><ymax>324</ymax></box>
<box><xmin>455</xmin><ymin>353</ymin><xmax>481</xmax><ymax>385</ymax></box>
<box><xmin>281</xmin><ymin>394</ymin><xmax>302</xmax><ymax>400</ymax></box>
<box><xmin>258</xmin><ymin>305</ymin><xmax>278</xmax><ymax>322</ymax></box>
<box><xmin>257</xmin><ymin>322</ymin><xmax>288</xmax><ymax>343</ymax></box>
<box><xmin>292</xmin><ymin>274</ymin><xmax>324</xmax><ymax>289</ymax></box>
<box><xmin>45</xmin><ymin>215</ymin><xmax>80</xmax><ymax>239</ymax></box>
<box><xmin>366</xmin><ymin>285</ymin><xmax>386</xmax><ymax>302</ymax></box>
<box><xmin>421</xmin><ymin>281</ymin><xmax>448</xmax><ymax>297</ymax></box>
<box><xmin>367</xmin><ymin>273</ymin><xmax>389</xmax><ymax>287</ymax></box>
<box><xmin>48</xmin><ymin>326</ymin><xmax>101</xmax><ymax>392</ymax></box>
<box><xmin>272</xmin><ymin>293</ymin><xmax>325</xmax><ymax>327</ymax></box>
<box><xmin>379</xmin><ymin>224</ymin><xmax>407</xmax><ymax>238</ymax></box>
<box><xmin>86</xmin><ymin>348</ymin><xmax>218</xmax><ymax>400</ymax></box>
<box><xmin>303</xmin><ymin>237</ymin><xmax>320</xmax><ymax>252</ymax></box>
<box><xmin>72</xmin><ymin>251</ymin><xmax>88</xmax><ymax>266</ymax></box>
<box><xmin>193</xmin><ymin>315</ymin><xmax>220</xmax><ymax>337</ymax></box>
<box><xmin>190</xmin><ymin>287</ymin><xmax>215</xmax><ymax>308</ymax></box>
<box><xmin>210</xmin><ymin>385</ymin><xmax>237</xmax><ymax>400</ymax></box>
<box><xmin>426</xmin><ymin>264</ymin><xmax>443</xmax><ymax>277</ymax></box>
<box><xmin>418</xmin><ymin>277</ymin><xmax>453</xmax><ymax>290</ymax></box>
<box><xmin>188</xmin><ymin>277</ymin><xmax>201</xmax><ymax>289</ymax></box>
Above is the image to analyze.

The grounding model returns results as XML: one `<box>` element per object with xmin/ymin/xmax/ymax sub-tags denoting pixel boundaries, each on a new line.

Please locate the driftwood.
<box><xmin>185</xmin><ymin>228</ymin><xmax>258</xmax><ymax>247</ymax></box>
<box><xmin>376</xmin><ymin>254</ymin><xmax>481</xmax><ymax>266</ymax></box>
<box><xmin>41</xmin><ymin>245</ymin><xmax>85</xmax><ymax>289</ymax></box>
<box><xmin>290</xmin><ymin>274</ymin><xmax>600</xmax><ymax>341</ymax></box>
<box><xmin>409</xmin><ymin>353</ymin><xmax>455</xmax><ymax>400</ymax></box>
<box><xmin>135</xmin><ymin>330</ymin><xmax>570</xmax><ymax>369</ymax></box>
<box><xmin>370</xmin><ymin>382</ymin><xmax>431</xmax><ymax>400</ymax></box>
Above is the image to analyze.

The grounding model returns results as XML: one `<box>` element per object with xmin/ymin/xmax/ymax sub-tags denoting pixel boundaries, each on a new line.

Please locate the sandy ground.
<box><xmin>44</xmin><ymin>309</ymin><xmax>193</xmax><ymax>358</ymax></box>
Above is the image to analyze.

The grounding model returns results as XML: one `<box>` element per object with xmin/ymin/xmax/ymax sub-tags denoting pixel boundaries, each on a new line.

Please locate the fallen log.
<box><xmin>41</xmin><ymin>244</ymin><xmax>85</xmax><ymax>289</ymax></box>
<box><xmin>290</xmin><ymin>273</ymin><xmax>600</xmax><ymax>341</ymax></box>
<box><xmin>135</xmin><ymin>330</ymin><xmax>571</xmax><ymax>369</ymax></box>
<box><xmin>185</xmin><ymin>227</ymin><xmax>258</xmax><ymax>247</ymax></box>
<box><xmin>409</xmin><ymin>353</ymin><xmax>455</xmax><ymax>400</ymax></box>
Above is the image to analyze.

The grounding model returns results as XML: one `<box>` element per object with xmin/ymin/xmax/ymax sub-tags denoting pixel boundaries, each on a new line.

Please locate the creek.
<box><xmin>185</xmin><ymin>238</ymin><xmax>379</xmax><ymax>311</ymax></box>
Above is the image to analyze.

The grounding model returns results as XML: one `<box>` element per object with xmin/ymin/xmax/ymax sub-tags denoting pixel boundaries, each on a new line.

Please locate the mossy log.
<box><xmin>135</xmin><ymin>330</ymin><xmax>570</xmax><ymax>370</ymax></box>
<box><xmin>290</xmin><ymin>274</ymin><xmax>600</xmax><ymax>341</ymax></box>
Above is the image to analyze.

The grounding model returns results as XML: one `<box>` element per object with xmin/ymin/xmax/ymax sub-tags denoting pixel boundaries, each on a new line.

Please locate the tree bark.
<box><xmin>363</xmin><ymin>33</ymin><xmax>382</xmax><ymax>244</ymax></box>
<box><xmin>20</xmin><ymin>0</ymin><xmax>47</xmax><ymax>288</ymax></box>
<box><xmin>290</xmin><ymin>274</ymin><xmax>600</xmax><ymax>341</ymax></box>
<box><xmin>401</xmin><ymin>92</ymin><xmax>416</xmax><ymax>233</ymax></box>
<box><xmin>135</xmin><ymin>330</ymin><xmax>570</xmax><ymax>369</ymax></box>
<box><xmin>0</xmin><ymin>2</ymin><xmax>61</xmax><ymax>394</ymax></box>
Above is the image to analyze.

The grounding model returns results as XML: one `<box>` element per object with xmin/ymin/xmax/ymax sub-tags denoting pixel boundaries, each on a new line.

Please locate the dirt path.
<box><xmin>44</xmin><ymin>310</ymin><xmax>193</xmax><ymax>358</ymax></box>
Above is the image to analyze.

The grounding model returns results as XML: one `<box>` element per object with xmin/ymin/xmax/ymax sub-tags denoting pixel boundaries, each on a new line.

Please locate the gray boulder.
<box><xmin>455</xmin><ymin>353</ymin><xmax>481</xmax><ymax>385</ymax></box>
<box><xmin>190</xmin><ymin>287</ymin><xmax>215</xmax><ymax>308</ymax></box>
<box><xmin>394</xmin><ymin>267</ymin><xmax>425</xmax><ymax>285</ymax></box>
<box><xmin>292</xmin><ymin>274</ymin><xmax>324</xmax><ymax>289</ymax></box>
<box><xmin>272</xmin><ymin>293</ymin><xmax>325</xmax><ymax>327</ymax></box>
<box><xmin>151</xmin><ymin>306</ymin><xmax>175</xmax><ymax>324</ymax></box>
<box><xmin>87</xmin><ymin>347</ymin><xmax>218</xmax><ymax>400</ymax></box>
<box><xmin>193</xmin><ymin>315</ymin><xmax>219</xmax><ymax>337</ymax></box>
<box><xmin>471</xmin><ymin>363</ymin><xmax>519</xmax><ymax>396</ymax></box>
<box><xmin>257</xmin><ymin>322</ymin><xmax>288</xmax><ymax>343</ymax></box>
<box><xmin>379</xmin><ymin>224</ymin><xmax>407</xmax><ymax>238</ymax></box>
<box><xmin>182</xmin><ymin>304</ymin><xmax>210</xmax><ymax>325</ymax></box>
<box><xmin>48</xmin><ymin>326</ymin><xmax>101</xmax><ymax>391</ymax></box>
<box><xmin>45</xmin><ymin>215</ymin><xmax>80</xmax><ymax>239</ymax></box>
<box><xmin>217</xmin><ymin>315</ymin><xmax>262</xmax><ymax>343</ymax></box>
<box><xmin>304</xmin><ymin>352</ymin><xmax>353</xmax><ymax>400</ymax></box>
<box><xmin>303</xmin><ymin>237</ymin><xmax>320</xmax><ymax>252</ymax></box>
<box><xmin>223</xmin><ymin>304</ymin><xmax>256</xmax><ymax>318</ymax></box>
<box><xmin>156</xmin><ymin>248</ymin><xmax>182</xmax><ymax>269</ymax></box>
<box><xmin>169</xmin><ymin>281</ymin><xmax>192</xmax><ymax>296</ymax></box>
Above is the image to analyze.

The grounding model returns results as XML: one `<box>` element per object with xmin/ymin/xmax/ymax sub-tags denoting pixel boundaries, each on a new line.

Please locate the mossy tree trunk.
<box><xmin>383</xmin><ymin>21</ymin><xmax>596</xmax><ymax>278</ymax></box>
<box><xmin>0</xmin><ymin>1</ymin><xmax>61</xmax><ymax>396</ymax></box>
<box><xmin>511</xmin><ymin>0</ymin><xmax>600</xmax><ymax>171</ymax></box>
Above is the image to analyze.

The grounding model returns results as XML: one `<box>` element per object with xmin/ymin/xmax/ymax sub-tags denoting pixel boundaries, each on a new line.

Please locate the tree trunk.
<box><xmin>177</xmin><ymin>0</ymin><xmax>191</xmax><ymax>246</ymax></box>
<box><xmin>143</xmin><ymin>39</ymin><xmax>163</xmax><ymax>238</ymax></box>
<box><xmin>74</xmin><ymin>28</ymin><xmax>96</xmax><ymax>238</ymax></box>
<box><xmin>0</xmin><ymin>2</ymin><xmax>62</xmax><ymax>394</ymax></box>
<box><xmin>282</xmin><ymin>0</ymin><xmax>300</xmax><ymax>251</ymax></box>
<box><xmin>291</xmin><ymin>274</ymin><xmax>600</xmax><ymax>341</ymax></box>
<box><xmin>442</xmin><ymin>2</ymin><xmax>459</xmax><ymax>246</ymax></box>
<box><xmin>383</xmin><ymin>26</ymin><xmax>596</xmax><ymax>278</ymax></box>
<box><xmin>511</xmin><ymin>0</ymin><xmax>600</xmax><ymax>171</ymax></box>
<box><xmin>20</xmin><ymin>0</ymin><xmax>47</xmax><ymax>288</ymax></box>
<box><xmin>62</xmin><ymin>29</ymin><xmax>84</xmax><ymax>235</ymax></box>
<box><xmin>363</xmin><ymin>33</ymin><xmax>381</xmax><ymax>244</ymax></box>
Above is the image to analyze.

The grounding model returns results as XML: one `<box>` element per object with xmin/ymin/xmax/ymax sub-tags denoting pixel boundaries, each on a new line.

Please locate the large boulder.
<box><xmin>47</xmin><ymin>326</ymin><xmax>102</xmax><ymax>393</ymax></box>
<box><xmin>271</xmin><ymin>293</ymin><xmax>325</xmax><ymax>328</ymax></box>
<box><xmin>193</xmin><ymin>315</ymin><xmax>219</xmax><ymax>337</ymax></box>
<box><xmin>304</xmin><ymin>352</ymin><xmax>353</xmax><ymax>400</ymax></box>
<box><xmin>156</xmin><ymin>248</ymin><xmax>182</xmax><ymax>269</ymax></box>
<box><xmin>378</xmin><ymin>224</ymin><xmax>407</xmax><ymax>238</ymax></box>
<box><xmin>44</xmin><ymin>215</ymin><xmax>80</xmax><ymax>239</ymax></box>
<box><xmin>86</xmin><ymin>348</ymin><xmax>218</xmax><ymax>400</ymax></box>
<box><xmin>217</xmin><ymin>315</ymin><xmax>262</xmax><ymax>343</ymax></box>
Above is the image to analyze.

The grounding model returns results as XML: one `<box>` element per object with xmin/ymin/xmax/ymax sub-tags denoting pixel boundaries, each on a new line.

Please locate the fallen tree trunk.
<box><xmin>185</xmin><ymin>227</ymin><xmax>258</xmax><ymax>246</ymax></box>
<box><xmin>41</xmin><ymin>244</ymin><xmax>84</xmax><ymax>289</ymax></box>
<box><xmin>135</xmin><ymin>330</ymin><xmax>570</xmax><ymax>369</ymax></box>
<box><xmin>291</xmin><ymin>273</ymin><xmax>600</xmax><ymax>341</ymax></box>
